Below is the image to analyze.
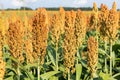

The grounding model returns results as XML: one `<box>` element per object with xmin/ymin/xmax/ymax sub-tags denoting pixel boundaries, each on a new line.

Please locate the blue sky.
<box><xmin>0</xmin><ymin>0</ymin><xmax>119</xmax><ymax>9</ymax></box>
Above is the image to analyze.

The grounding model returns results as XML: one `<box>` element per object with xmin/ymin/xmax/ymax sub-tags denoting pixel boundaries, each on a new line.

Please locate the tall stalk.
<box><xmin>104</xmin><ymin>40</ymin><xmax>108</xmax><ymax>74</ymax></box>
<box><xmin>38</xmin><ymin>57</ymin><xmax>40</xmax><ymax>80</ymax></box>
<box><xmin>17</xmin><ymin>63</ymin><xmax>20</xmax><ymax>80</ymax></box>
<box><xmin>110</xmin><ymin>39</ymin><xmax>112</xmax><ymax>75</ymax></box>
<box><xmin>56</xmin><ymin>44</ymin><xmax>58</xmax><ymax>71</ymax></box>
<box><xmin>68</xmin><ymin>69</ymin><xmax>70</xmax><ymax>80</ymax></box>
<box><xmin>74</xmin><ymin>10</ymin><xmax>87</xmax><ymax>65</ymax></box>
<box><xmin>76</xmin><ymin>48</ymin><xmax>79</xmax><ymax>64</ymax></box>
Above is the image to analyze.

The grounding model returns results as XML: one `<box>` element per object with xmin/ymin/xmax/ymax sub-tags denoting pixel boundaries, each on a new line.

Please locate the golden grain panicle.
<box><xmin>112</xmin><ymin>1</ymin><xmax>117</xmax><ymax>11</ymax></box>
<box><xmin>63</xmin><ymin>10</ymin><xmax>76</xmax><ymax>75</ymax></box>
<box><xmin>24</xmin><ymin>16</ymin><xmax>34</xmax><ymax>63</ymax></box>
<box><xmin>87</xmin><ymin>36</ymin><xmax>98</xmax><ymax>78</ymax></box>
<box><xmin>59</xmin><ymin>7</ymin><xmax>65</xmax><ymax>34</ymax></box>
<box><xmin>99</xmin><ymin>4</ymin><xmax>109</xmax><ymax>40</ymax></box>
<box><xmin>50</xmin><ymin>14</ymin><xmax>61</xmax><ymax>44</ymax></box>
<box><xmin>32</xmin><ymin>8</ymin><xmax>49</xmax><ymax>65</ymax></box>
<box><xmin>106</xmin><ymin>8</ymin><xmax>119</xmax><ymax>40</ymax></box>
<box><xmin>88</xmin><ymin>2</ymin><xmax>98</xmax><ymax>31</ymax></box>
<box><xmin>75</xmin><ymin>9</ymin><xmax>87</xmax><ymax>48</ymax></box>
<box><xmin>93</xmin><ymin>2</ymin><xmax>98</xmax><ymax>28</ymax></box>
<box><xmin>7</xmin><ymin>15</ymin><xmax>24</xmax><ymax>63</ymax></box>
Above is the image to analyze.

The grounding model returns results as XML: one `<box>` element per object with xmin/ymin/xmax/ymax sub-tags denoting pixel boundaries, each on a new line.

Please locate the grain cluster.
<box><xmin>32</xmin><ymin>8</ymin><xmax>49</xmax><ymax>64</ymax></box>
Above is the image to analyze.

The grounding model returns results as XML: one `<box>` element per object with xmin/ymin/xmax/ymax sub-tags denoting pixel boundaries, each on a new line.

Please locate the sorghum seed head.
<box><xmin>99</xmin><ymin>4</ymin><xmax>109</xmax><ymax>40</ymax></box>
<box><xmin>32</xmin><ymin>8</ymin><xmax>49</xmax><ymax>64</ymax></box>
<box><xmin>75</xmin><ymin>9</ymin><xmax>87</xmax><ymax>48</ymax></box>
<box><xmin>87</xmin><ymin>36</ymin><xmax>98</xmax><ymax>78</ymax></box>
<box><xmin>7</xmin><ymin>15</ymin><xmax>24</xmax><ymax>63</ymax></box>
<box><xmin>112</xmin><ymin>1</ymin><xmax>117</xmax><ymax>11</ymax></box>
<box><xmin>64</xmin><ymin>10</ymin><xmax>76</xmax><ymax>75</ymax></box>
<box><xmin>106</xmin><ymin>8</ymin><xmax>119</xmax><ymax>40</ymax></box>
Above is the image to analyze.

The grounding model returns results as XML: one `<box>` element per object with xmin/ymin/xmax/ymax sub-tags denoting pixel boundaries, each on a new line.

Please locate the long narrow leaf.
<box><xmin>41</xmin><ymin>71</ymin><xmax>60</xmax><ymax>79</ymax></box>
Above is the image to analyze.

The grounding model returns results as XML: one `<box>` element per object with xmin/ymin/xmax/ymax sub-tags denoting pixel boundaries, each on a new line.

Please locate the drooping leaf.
<box><xmin>99</xmin><ymin>72</ymin><xmax>116</xmax><ymax>80</ymax></box>
<box><xmin>41</xmin><ymin>71</ymin><xmax>60</xmax><ymax>79</ymax></box>
<box><xmin>47</xmin><ymin>48</ymin><xmax>56</xmax><ymax>66</ymax></box>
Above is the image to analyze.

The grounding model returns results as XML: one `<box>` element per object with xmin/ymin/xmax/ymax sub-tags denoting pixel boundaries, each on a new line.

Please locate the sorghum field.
<box><xmin>1</xmin><ymin>2</ymin><xmax>120</xmax><ymax>80</ymax></box>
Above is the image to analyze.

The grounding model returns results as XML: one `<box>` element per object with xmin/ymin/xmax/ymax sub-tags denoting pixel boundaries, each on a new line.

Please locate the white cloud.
<box><xmin>11</xmin><ymin>0</ymin><xmax>38</xmax><ymax>7</ymax></box>
<box><xmin>11</xmin><ymin>0</ymin><xmax>24</xmax><ymax>7</ymax></box>
<box><xmin>30</xmin><ymin>0</ymin><xmax>37</xmax><ymax>2</ymax></box>
<box><xmin>74</xmin><ymin>0</ymin><xmax>87</xmax><ymax>5</ymax></box>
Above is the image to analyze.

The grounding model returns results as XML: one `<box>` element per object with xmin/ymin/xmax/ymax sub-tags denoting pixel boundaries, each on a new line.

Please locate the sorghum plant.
<box><xmin>74</xmin><ymin>9</ymin><xmax>87</xmax><ymax>64</ymax></box>
<box><xmin>63</xmin><ymin>10</ymin><xmax>76</xmax><ymax>80</ymax></box>
<box><xmin>50</xmin><ymin>13</ymin><xmax>62</xmax><ymax>71</ymax></box>
<box><xmin>7</xmin><ymin>13</ymin><xmax>24</xmax><ymax>80</ymax></box>
<box><xmin>106</xmin><ymin>2</ymin><xmax>119</xmax><ymax>75</ymax></box>
<box><xmin>99</xmin><ymin>4</ymin><xmax>109</xmax><ymax>73</ymax></box>
<box><xmin>32</xmin><ymin>8</ymin><xmax>49</xmax><ymax>80</ymax></box>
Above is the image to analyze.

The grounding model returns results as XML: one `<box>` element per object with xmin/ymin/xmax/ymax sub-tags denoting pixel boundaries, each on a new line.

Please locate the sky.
<box><xmin>0</xmin><ymin>0</ymin><xmax>119</xmax><ymax>9</ymax></box>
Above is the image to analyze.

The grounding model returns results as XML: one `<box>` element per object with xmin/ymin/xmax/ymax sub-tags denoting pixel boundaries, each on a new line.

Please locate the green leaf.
<box><xmin>113</xmin><ymin>72</ymin><xmax>120</xmax><ymax>78</ymax></box>
<box><xmin>4</xmin><ymin>76</ymin><xmax>13</xmax><ymax>80</ymax></box>
<box><xmin>20</xmin><ymin>65</ymin><xmax>34</xmax><ymax>80</ymax></box>
<box><xmin>9</xmin><ymin>56</ymin><xmax>19</xmax><ymax>64</ymax></box>
<box><xmin>24</xmin><ymin>63</ymin><xmax>37</xmax><ymax>69</ymax></box>
<box><xmin>99</xmin><ymin>72</ymin><xmax>116</xmax><ymax>80</ymax></box>
<box><xmin>48</xmin><ymin>50</ymin><xmax>56</xmax><ymax>66</ymax></box>
<box><xmin>76</xmin><ymin>64</ymin><xmax>82</xmax><ymax>80</ymax></box>
<box><xmin>6</xmin><ymin>65</ymin><xmax>17</xmax><ymax>75</ymax></box>
<box><xmin>59</xmin><ymin>65</ymin><xmax>65</xmax><ymax>72</ymax></box>
<box><xmin>24</xmin><ymin>78</ymin><xmax>31</xmax><ymax>80</ymax></box>
<box><xmin>115</xmin><ymin>58</ymin><xmax>120</xmax><ymax>61</ymax></box>
<box><xmin>23</xmin><ymin>71</ymin><xmax>34</xmax><ymax>80</ymax></box>
<box><xmin>98</xmin><ymin>48</ymin><xmax>106</xmax><ymax>55</ymax></box>
<box><xmin>49</xmin><ymin>76</ymin><xmax>58</xmax><ymax>80</ymax></box>
<box><xmin>41</xmin><ymin>71</ymin><xmax>60</xmax><ymax>79</ymax></box>
<box><xmin>80</xmin><ymin>60</ymin><xmax>87</xmax><ymax>69</ymax></box>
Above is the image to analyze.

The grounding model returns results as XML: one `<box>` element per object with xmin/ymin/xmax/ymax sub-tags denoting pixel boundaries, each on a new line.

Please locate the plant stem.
<box><xmin>110</xmin><ymin>39</ymin><xmax>112</xmax><ymax>75</ymax></box>
<box><xmin>76</xmin><ymin>48</ymin><xmax>79</xmax><ymax>64</ymax></box>
<box><xmin>17</xmin><ymin>63</ymin><xmax>20</xmax><ymax>80</ymax></box>
<box><xmin>68</xmin><ymin>69</ymin><xmax>70</xmax><ymax>80</ymax></box>
<box><xmin>56</xmin><ymin>43</ymin><xmax>58</xmax><ymax>71</ymax></box>
<box><xmin>55</xmin><ymin>45</ymin><xmax>59</xmax><ymax>80</ymax></box>
<box><xmin>38</xmin><ymin>57</ymin><xmax>40</xmax><ymax>80</ymax></box>
<box><xmin>104</xmin><ymin>40</ymin><xmax>108</xmax><ymax>74</ymax></box>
